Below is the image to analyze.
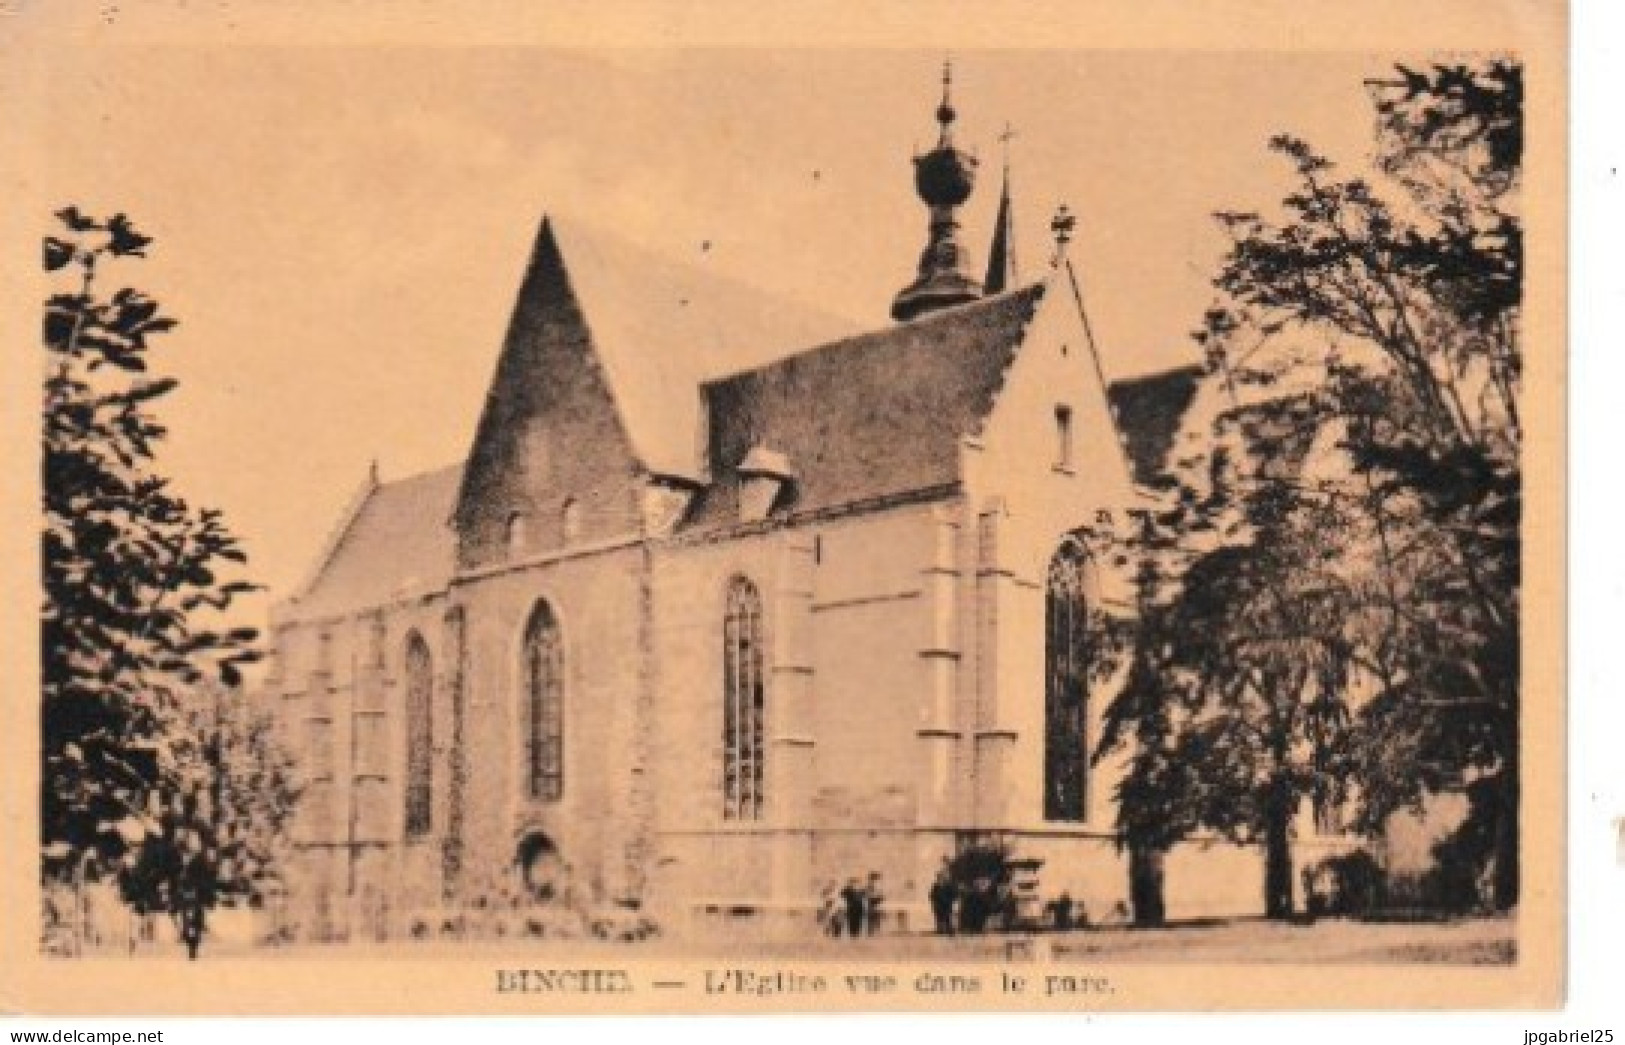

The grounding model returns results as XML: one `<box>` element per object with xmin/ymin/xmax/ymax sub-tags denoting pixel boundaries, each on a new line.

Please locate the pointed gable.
<box><xmin>452</xmin><ymin>214</ymin><xmax>864</xmax><ymax>565</ymax></box>
<box><xmin>685</xmin><ymin>283</ymin><xmax>1047</xmax><ymax>530</ymax></box>
<box><xmin>454</xmin><ymin>216</ymin><xmax>660</xmax><ymax>570</ymax></box>
<box><xmin>543</xmin><ymin>216</ymin><xmax>862</xmax><ymax>483</ymax></box>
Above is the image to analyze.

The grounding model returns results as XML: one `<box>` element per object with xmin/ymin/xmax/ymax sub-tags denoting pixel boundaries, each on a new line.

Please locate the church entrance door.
<box><xmin>516</xmin><ymin>832</ymin><xmax>566</xmax><ymax>903</ymax></box>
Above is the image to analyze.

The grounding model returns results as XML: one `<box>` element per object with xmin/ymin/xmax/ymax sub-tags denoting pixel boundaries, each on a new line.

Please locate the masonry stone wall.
<box><xmin>640</xmin><ymin>501</ymin><xmax>952</xmax><ymax>926</ymax></box>
<box><xmin>450</xmin><ymin>542</ymin><xmax>648</xmax><ymax>904</ymax></box>
<box><xmin>266</xmin><ymin>592</ymin><xmax>454</xmax><ymax>933</ymax></box>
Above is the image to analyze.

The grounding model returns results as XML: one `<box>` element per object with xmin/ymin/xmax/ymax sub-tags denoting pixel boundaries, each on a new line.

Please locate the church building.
<box><xmin>262</xmin><ymin>70</ymin><xmax>1291</xmax><ymax>937</ymax></box>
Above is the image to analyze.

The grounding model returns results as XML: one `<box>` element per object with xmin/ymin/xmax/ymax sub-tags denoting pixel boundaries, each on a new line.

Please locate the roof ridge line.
<box><xmin>701</xmin><ymin>280</ymin><xmax>1049</xmax><ymax>392</ymax></box>
<box><xmin>547</xmin><ymin>210</ymin><xmax>859</xmax><ymax>332</ymax></box>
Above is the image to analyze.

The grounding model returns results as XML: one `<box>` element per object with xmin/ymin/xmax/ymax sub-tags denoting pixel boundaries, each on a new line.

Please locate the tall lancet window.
<box><xmin>722</xmin><ymin>577</ymin><xmax>766</xmax><ymax>821</ymax></box>
<box><xmin>403</xmin><ymin>634</ymin><xmax>434</xmax><ymax>838</ymax></box>
<box><xmin>1044</xmin><ymin>541</ymin><xmax>1090</xmax><ymax>822</ymax></box>
<box><xmin>523</xmin><ymin>601</ymin><xmax>565</xmax><ymax>802</ymax></box>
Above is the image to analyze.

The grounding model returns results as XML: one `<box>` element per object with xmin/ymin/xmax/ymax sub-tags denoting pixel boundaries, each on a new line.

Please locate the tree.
<box><xmin>119</xmin><ymin>687</ymin><xmax>300</xmax><ymax>956</ymax></box>
<box><xmin>42</xmin><ymin>208</ymin><xmax>266</xmax><ymax>920</ymax></box>
<box><xmin>1093</xmin><ymin>511</ymin><xmax>1201</xmax><ymax>927</ymax></box>
<box><xmin>1097</xmin><ymin>59</ymin><xmax>1522</xmax><ymax>917</ymax></box>
<box><xmin>1207</xmin><ymin>60</ymin><xmax>1522</xmax><ymax>909</ymax></box>
<box><xmin>1098</xmin><ymin>391</ymin><xmax>1359</xmax><ymax>921</ymax></box>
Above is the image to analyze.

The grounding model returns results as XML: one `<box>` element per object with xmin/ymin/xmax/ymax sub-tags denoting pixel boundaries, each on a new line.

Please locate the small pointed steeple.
<box><xmin>984</xmin><ymin>122</ymin><xmax>1019</xmax><ymax>294</ymax></box>
<box><xmin>891</xmin><ymin>61</ymin><xmax>984</xmax><ymax>322</ymax></box>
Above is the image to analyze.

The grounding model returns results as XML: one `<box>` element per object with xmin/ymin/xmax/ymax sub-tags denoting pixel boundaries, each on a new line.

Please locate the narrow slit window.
<box><xmin>1055</xmin><ymin>405</ymin><xmax>1074</xmax><ymax>470</ymax></box>
<box><xmin>403</xmin><ymin>634</ymin><xmax>434</xmax><ymax>837</ymax></box>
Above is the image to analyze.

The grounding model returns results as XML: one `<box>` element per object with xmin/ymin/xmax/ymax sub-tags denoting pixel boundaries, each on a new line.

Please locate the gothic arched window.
<box><xmin>403</xmin><ymin>633</ymin><xmax>434</xmax><ymax>837</ymax></box>
<box><xmin>722</xmin><ymin>577</ymin><xmax>766</xmax><ymax>821</ymax></box>
<box><xmin>523</xmin><ymin>601</ymin><xmax>564</xmax><ymax>802</ymax></box>
<box><xmin>1044</xmin><ymin>541</ymin><xmax>1090</xmax><ymax>822</ymax></box>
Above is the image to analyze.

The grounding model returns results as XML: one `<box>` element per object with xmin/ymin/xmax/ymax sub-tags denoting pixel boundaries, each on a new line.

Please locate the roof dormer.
<box><xmin>737</xmin><ymin>445</ymin><xmax>796</xmax><ymax>523</ymax></box>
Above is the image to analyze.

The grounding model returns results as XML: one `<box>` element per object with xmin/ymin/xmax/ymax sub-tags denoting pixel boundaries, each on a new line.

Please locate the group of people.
<box><xmin>928</xmin><ymin>868</ymin><xmax>1008</xmax><ymax>934</ymax></box>
<box><xmin>927</xmin><ymin>868</ymin><xmax>1088</xmax><ymax>934</ymax></box>
<box><xmin>816</xmin><ymin>866</ymin><xmax>1107</xmax><ymax>938</ymax></box>
<box><xmin>819</xmin><ymin>874</ymin><xmax>885</xmax><ymax>937</ymax></box>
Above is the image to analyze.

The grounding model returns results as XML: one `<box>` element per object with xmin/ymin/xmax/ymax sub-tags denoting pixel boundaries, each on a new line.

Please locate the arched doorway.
<box><xmin>515</xmin><ymin>831</ymin><xmax>565</xmax><ymax>902</ymax></box>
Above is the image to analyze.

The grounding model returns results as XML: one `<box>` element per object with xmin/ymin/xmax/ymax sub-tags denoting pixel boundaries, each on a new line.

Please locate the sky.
<box><xmin>33</xmin><ymin>46</ymin><xmax>1398</xmax><ymax>621</ymax></box>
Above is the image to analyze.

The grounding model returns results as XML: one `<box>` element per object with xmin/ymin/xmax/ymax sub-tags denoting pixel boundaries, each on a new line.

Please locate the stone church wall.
<box><xmin>644</xmin><ymin>500</ymin><xmax>947</xmax><ymax>926</ymax></box>
<box><xmin>451</xmin><ymin>542</ymin><xmax>648</xmax><ymax>905</ymax></box>
<box><xmin>265</xmin><ymin>592</ymin><xmax>453</xmax><ymax>935</ymax></box>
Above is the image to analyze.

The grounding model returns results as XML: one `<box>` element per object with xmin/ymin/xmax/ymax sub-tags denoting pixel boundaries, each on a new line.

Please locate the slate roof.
<box><xmin>544</xmin><ymin>216</ymin><xmax>863</xmax><ymax>482</ymax></box>
<box><xmin>685</xmin><ymin>283</ymin><xmax>1048</xmax><ymax>530</ymax></box>
<box><xmin>292</xmin><ymin>464</ymin><xmax>463</xmax><ymax>618</ymax></box>
<box><xmin>1106</xmin><ymin>365</ymin><xmax>1204</xmax><ymax>487</ymax></box>
<box><xmin>288</xmin><ymin>217</ymin><xmax>1207</xmax><ymax>618</ymax></box>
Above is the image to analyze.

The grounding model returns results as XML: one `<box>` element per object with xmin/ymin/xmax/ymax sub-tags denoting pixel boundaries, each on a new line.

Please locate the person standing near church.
<box><xmin>929</xmin><ymin>870</ymin><xmax>956</xmax><ymax>935</ymax></box>
<box><xmin>864</xmin><ymin>873</ymin><xmax>885</xmax><ymax>935</ymax></box>
<box><xmin>174</xmin><ymin>842</ymin><xmax>213</xmax><ymax>961</ymax></box>
<box><xmin>840</xmin><ymin>878</ymin><xmax>866</xmax><ymax>938</ymax></box>
<box><xmin>818</xmin><ymin>881</ymin><xmax>841</xmax><ymax>936</ymax></box>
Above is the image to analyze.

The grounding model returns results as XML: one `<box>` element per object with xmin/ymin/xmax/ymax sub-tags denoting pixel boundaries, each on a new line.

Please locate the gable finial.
<box><xmin>1050</xmin><ymin>203</ymin><xmax>1077</xmax><ymax>265</ymax></box>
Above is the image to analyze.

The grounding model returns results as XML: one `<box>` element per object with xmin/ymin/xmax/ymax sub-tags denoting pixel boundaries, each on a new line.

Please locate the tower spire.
<box><xmin>984</xmin><ymin>122</ymin><xmax>1019</xmax><ymax>294</ymax></box>
<box><xmin>890</xmin><ymin>62</ymin><xmax>983</xmax><ymax>322</ymax></box>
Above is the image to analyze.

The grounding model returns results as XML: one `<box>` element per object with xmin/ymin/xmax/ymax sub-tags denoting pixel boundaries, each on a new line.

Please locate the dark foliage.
<box><xmin>1095</xmin><ymin>58</ymin><xmax>1522</xmax><ymax>918</ymax></box>
<box><xmin>41</xmin><ymin>209</ymin><xmax>275</xmax><ymax>920</ymax></box>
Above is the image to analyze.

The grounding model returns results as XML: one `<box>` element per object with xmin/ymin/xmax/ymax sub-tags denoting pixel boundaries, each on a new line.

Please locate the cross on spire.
<box><xmin>998</xmin><ymin>121</ymin><xmax>1018</xmax><ymax>173</ymax></box>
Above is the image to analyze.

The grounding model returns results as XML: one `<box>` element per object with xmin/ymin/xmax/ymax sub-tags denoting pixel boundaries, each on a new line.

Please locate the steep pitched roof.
<box><xmin>1107</xmin><ymin>365</ymin><xmax>1204</xmax><ymax>486</ymax></box>
<box><xmin>544</xmin><ymin>216</ymin><xmax>864</xmax><ymax>482</ymax></box>
<box><xmin>292</xmin><ymin>464</ymin><xmax>463</xmax><ymax>618</ymax></box>
<box><xmin>685</xmin><ymin>283</ymin><xmax>1048</xmax><ymax>530</ymax></box>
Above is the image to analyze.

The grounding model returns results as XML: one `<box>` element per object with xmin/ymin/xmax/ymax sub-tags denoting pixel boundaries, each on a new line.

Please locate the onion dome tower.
<box><xmin>890</xmin><ymin>62</ymin><xmax>984</xmax><ymax>322</ymax></box>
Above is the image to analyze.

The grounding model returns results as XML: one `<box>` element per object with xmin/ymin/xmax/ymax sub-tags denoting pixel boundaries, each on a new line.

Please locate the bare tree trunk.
<box><xmin>1128</xmin><ymin>842</ymin><xmax>1166</xmax><ymax>927</ymax></box>
<box><xmin>1492</xmin><ymin>758</ymin><xmax>1519</xmax><ymax>911</ymax></box>
<box><xmin>1264</xmin><ymin>773</ymin><xmax>1295</xmax><ymax>920</ymax></box>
